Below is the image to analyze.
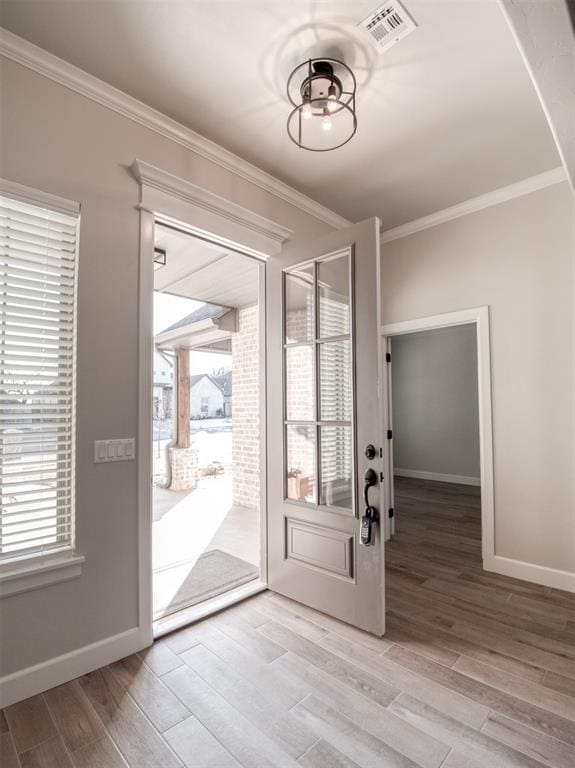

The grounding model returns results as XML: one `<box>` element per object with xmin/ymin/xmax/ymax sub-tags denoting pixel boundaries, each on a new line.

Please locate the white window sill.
<box><xmin>0</xmin><ymin>551</ymin><xmax>85</xmax><ymax>598</ymax></box>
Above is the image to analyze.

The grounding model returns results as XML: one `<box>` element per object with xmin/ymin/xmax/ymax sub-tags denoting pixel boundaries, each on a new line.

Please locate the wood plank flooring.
<box><xmin>3</xmin><ymin>477</ymin><xmax>575</xmax><ymax>767</ymax></box>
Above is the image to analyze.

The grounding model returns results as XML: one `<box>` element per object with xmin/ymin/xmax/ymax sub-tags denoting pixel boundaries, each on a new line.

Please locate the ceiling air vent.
<box><xmin>357</xmin><ymin>1</ymin><xmax>417</xmax><ymax>53</ymax></box>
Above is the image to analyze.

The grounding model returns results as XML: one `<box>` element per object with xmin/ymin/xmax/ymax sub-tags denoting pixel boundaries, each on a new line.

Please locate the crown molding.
<box><xmin>0</xmin><ymin>27</ymin><xmax>351</xmax><ymax>231</ymax></box>
<box><xmin>381</xmin><ymin>166</ymin><xmax>567</xmax><ymax>243</ymax></box>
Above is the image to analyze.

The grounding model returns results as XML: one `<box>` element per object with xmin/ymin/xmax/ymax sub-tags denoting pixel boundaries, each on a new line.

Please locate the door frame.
<box><xmin>134</xmin><ymin>160</ymin><xmax>293</xmax><ymax>643</ymax></box>
<box><xmin>380</xmin><ymin>306</ymin><xmax>495</xmax><ymax>566</ymax></box>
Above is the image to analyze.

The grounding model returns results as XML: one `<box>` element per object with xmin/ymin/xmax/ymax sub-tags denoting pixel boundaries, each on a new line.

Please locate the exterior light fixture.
<box><xmin>286</xmin><ymin>58</ymin><xmax>357</xmax><ymax>151</ymax></box>
<box><xmin>154</xmin><ymin>246</ymin><xmax>167</xmax><ymax>270</ymax></box>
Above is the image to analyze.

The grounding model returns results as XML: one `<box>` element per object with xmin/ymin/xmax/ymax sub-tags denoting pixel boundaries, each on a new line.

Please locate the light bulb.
<box><xmin>322</xmin><ymin>113</ymin><xmax>332</xmax><ymax>132</ymax></box>
<box><xmin>327</xmin><ymin>83</ymin><xmax>337</xmax><ymax>112</ymax></box>
<box><xmin>301</xmin><ymin>102</ymin><xmax>312</xmax><ymax>120</ymax></box>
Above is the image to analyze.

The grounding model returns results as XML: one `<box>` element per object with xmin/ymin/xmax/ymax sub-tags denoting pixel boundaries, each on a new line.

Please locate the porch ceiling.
<box><xmin>154</xmin><ymin>225</ymin><xmax>259</xmax><ymax>309</ymax></box>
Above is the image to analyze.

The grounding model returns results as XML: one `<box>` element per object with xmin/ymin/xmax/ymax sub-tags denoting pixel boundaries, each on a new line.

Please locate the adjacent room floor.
<box><xmin>3</xmin><ymin>478</ymin><xmax>575</xmax><ymax>768</ymax></box>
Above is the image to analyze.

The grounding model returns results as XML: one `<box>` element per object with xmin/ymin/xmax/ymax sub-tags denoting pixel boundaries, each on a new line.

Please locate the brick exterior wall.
<box><xmin>231</xmin><ymin>305</ymin><xmax>260</xmax><ymax>509</ymax></box>
<box><xmin>285</xmin><ymin>308</ymin><xmax>315</xmax><ymax>502</ymax></box>
<box><xmin>284</xmin><ymin>295</ymin><xmax>352</xmax><ymax>507</ymax></box>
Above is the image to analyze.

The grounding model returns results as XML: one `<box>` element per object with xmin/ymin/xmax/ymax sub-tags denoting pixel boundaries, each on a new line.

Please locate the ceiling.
<box><xmin>154</xmin><ymin>225</ymin><xmax>260</xmax><ymax>308</ymax></box>
<box><xmin>1</xmin><ymin>0</ymin><xmax>560</xmax><ymax>228</ymax></box>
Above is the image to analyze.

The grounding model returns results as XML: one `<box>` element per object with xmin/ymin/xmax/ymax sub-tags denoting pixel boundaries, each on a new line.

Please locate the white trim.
<box><xmin>485</xmin><ymin>555</ymin><xmax>575</xmax><ymax>594</ymax></box>
<box><xmin>132</xmin><ymin>160</ymin><xmax>293</xmax><ymax>257</ymax></box>
<box><xmin>394</xmin><ymin>469</ymin><xmax>481</xmax><ymax>487</ymax></box>
<box><xmin>137</xmin><ymin>210</ymin><xmax>155</xmax><ymax>649</ymax></box>
<box><xmin>380</xmin><ymin>307</ymin><xmax>495</xmax><ymax>568</ymax></box>
<box><xmin>381</xmin><ymin>167</ymin><xmax>567</xmax><ymax>243</ymax></box>
<box><xmin>155</xmin><ymin>317</ymin><xmax>220</xmax><ymax>348</ymax></box>
<box><xmin>0</xmin><ymin>627</ymin><xmax>146</xmax><ymax>707</ymax></box>
<box><xmin>154</xmin><ymin>581</ymin><xmax>267</xmax><ymax>639</ymax></box>
<box><xmin>381</xmin><ymin>307</ymin><xmax>490</xmax><ymax>336</ymax></box>
<box><xmin>0</xmin><ymin>28</ymin><xmax>350</xmax><ymax>230</ymax></box>
<box><xmin>0</xmin><ymin>552</ymin><xmax>85</xmax><ymax>598</ymax></box>
<box><xmin>0</xmin><ymin>176</ymin><xmax>79</xmax><ymax>216</ymax></box>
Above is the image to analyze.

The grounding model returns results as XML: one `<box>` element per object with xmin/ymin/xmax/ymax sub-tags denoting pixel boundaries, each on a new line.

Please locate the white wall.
<box><xmin>191</xmin><ymin>376</ymin><xmax>223</xmax><ymax>418</ymax></box>
<box><xmin>382</xmin><ymin>182</ymin><xmax>575</xmax><ymax>575</ymax></box>
<box><xmin>391</xmin><ymin>324</ymin><xmax>480</xmax><ymax>483</ymax></box>
<box><xmin>153</xmin><ymin>351</ymin><xmax>173</xmax><ymax>387</ymax></box>
<box><xmin>499</xmin><ymin>0</ymin><xmax>575</xmax><ymax>191</ymax></box>
<box><xmin>0</xmin><ymin>57</ymin><xmax>334</xmax><ymax>683</ymax></box>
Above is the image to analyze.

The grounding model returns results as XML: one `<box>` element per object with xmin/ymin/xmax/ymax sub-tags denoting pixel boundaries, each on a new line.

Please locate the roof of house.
<box><xmin>212</xmin><ymin>372</ymin><xmax>232</xmax><ymax>397</ymax></box>
<box><xmin>161</xmin><ymin>302</ymin><xmax>230</xmax><ymax>334</ymax></box>
<box><xmin>190</xmin><ymin>371</ymin><xmax>232</xmax><ymax>396</ymax></box>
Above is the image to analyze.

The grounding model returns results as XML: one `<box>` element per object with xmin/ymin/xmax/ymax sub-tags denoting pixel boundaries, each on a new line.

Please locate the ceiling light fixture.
<box><xmin>286</xmin><ymin>58</ymin><xmax>357</xmax><ymax>151</ymax></box>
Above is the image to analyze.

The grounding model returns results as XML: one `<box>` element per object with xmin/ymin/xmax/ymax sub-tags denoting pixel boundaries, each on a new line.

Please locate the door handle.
<box><xmin>363</xmin><ymin>468</ymin><xmax>378</xmax><ymax>507</ymax></box>
<box><xmin>361</xmin><ymin>469</ymin><xmax>379</xmax><ymax>546</ymax></box>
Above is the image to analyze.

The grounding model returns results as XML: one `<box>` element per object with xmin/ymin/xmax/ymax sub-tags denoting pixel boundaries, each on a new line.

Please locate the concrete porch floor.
<box><xmin>152</xmin><ymin>474</ymin><xmax>260</xmax><ymax>617</ymax></box>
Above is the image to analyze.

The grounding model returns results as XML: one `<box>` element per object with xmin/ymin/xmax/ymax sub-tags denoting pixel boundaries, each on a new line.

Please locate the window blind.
<box><xmin>0</xmin><ymin>193</ymin><xmax>78</xmax><ymax>561</ymax></box>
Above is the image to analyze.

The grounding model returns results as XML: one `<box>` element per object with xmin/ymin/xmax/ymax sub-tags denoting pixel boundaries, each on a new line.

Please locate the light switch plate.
<box><xmin>94</xmin><ymin>438</ymin><xmax>136</xmax><ymax>463</ymax></box>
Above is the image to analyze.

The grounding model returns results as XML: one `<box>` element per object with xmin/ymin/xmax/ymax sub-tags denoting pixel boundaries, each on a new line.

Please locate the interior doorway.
<box><xmin>381</xmin><ymin>307</ymin><xmax>494</xmax><ymax>563</ymax></box>
<box><xmin>151</xmin><ymin>222</ymin><xmax>265</xmax><ymax>631</ymax></box>
<box><xmin>381</xmin><ymin>309</ymin><xmax>494</xmax><ymax>636</ymax></box>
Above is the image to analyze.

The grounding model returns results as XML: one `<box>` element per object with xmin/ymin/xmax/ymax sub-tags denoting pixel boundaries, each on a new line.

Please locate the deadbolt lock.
<box><xmin>364</xmin><ymin>444</ymin><xmax>376</xmax><ymax>460</ymax></box>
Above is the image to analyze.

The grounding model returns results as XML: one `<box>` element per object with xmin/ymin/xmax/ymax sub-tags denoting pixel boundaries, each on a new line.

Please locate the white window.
<box><xmin>0</xmin><ymin>187</ymin><xmax>79</xmax><ymax>571</ymax></box>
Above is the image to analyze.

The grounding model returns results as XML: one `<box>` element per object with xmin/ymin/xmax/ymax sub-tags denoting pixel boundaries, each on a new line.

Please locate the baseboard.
<box><xmin>394</xmin><ymin>468</ymin><xmax>481</xmax><ymax>486</ymax></box>
<box><xmin>484</xmin><ymin>555</ymin><xmax>575</xmax><ymax>594</ymax></box>
<box><xmin>0</xmin><ymin>626</ymin><xmax>149</xmax><ymax>707</ymax></box>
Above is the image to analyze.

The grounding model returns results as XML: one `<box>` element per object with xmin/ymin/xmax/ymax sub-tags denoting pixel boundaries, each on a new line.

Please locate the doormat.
<box><xmin>154</xmin><ymin>549</ymin><xmax>259</xmax><ymax>620</ymax></box>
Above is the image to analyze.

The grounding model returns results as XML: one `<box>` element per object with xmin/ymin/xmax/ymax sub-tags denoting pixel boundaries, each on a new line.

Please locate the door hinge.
<box><xmin>379</xmin><ymin>447</ymin><xmax>383</xmax><ymax>458</ymax></box>
<box><xmin>380</xmin><ymin>472</ymin><xmax>384</xmax><ymax>483</ymax></box>
<box><xmin>388</xmin><ymin>507</ymin><xmax>394</xmax><ymax>518</ymax></box>
<box><xmin>386</xmin><ymin>352</ymin><xmax>391</xmax><ymax>363</ymax></box>
<box><xmin>387</xmin><ymin>429</ymin><xmax>393</xmax><ymax>440</ymax></box>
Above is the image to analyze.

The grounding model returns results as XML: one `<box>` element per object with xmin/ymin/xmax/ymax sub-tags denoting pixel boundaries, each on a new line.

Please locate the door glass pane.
<box><xmin>320</xmin><ymin>426</ymin><xmax>353</xmax><ymax>509</ymax></box>
<box><xmin>286</xmin><ymin>425</ymin><xmax>316</xmax><ymax>503</ymax></box>
<box><xmin>285</xmin><ymin>266</ymin><xmax>314</xmax><ymax>343</ymax></box>
<box><xmin>285</xmin><ymin>345</ymin><xmax>314</xmax><ymax>421</ymax></box>
<box><xmin>319</xmin><ymin>340</ymin><xmax>352</xmax><ymax>421</ymax></box>
<box><xmin>318</xmin><ymin>254</ymin><xmax>350</xmax><ymax>338</ymax></box>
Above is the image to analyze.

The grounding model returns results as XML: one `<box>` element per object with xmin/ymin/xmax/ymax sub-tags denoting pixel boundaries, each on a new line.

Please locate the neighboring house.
<box><xmin>212</xmin><ymin>371</ymin><xmax>232</xmax><ymax>417</ymax></box>
<box><xmin>153</xmin><ymin>351</ymin><xmax>173</xmax><ymax>420</ymax></box>
<box><xmin>190</xmin><ymin>373</ymin><xmax>227</xmax><ymax>418</ymax></box>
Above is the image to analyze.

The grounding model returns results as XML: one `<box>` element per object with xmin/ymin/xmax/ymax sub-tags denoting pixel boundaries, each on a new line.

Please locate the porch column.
<box><xmin>176</xmin><ymin>347</ymin><xmax>190</xmax><ymax>448</ymax></box>
<box><xmin>168</xmin><ymin>346</ymin><xmax>198</xmax><ymax>490</ymax></box>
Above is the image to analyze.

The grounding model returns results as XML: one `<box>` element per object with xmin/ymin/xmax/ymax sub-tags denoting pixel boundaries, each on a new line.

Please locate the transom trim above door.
<box><xmin>132</xmin><ymin>159</ymin><xmax>293</xmax><ymax>257</ymax></box>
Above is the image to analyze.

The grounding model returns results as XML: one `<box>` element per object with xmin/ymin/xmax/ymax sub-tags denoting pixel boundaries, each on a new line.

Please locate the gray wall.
<box><xmin>391</xmin><ymin>324</ymin><xmax>480</xmax><ymax>482</ymax></box>
<box><xmin>0</xmin><ymin>57</ymin><xmax>333</xmax><ymax>680</ymax></box>
<box><xmin>382</xmin><ymin>181</ymin><xmax>574</xmax><ymax>573</ymax></box>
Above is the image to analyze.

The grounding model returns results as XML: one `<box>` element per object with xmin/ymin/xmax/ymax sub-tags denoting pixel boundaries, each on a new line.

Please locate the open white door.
<box><xmin>266</xmin><ymin>218</ymin><xmax>385</xmax><ymax>636</ymax></box>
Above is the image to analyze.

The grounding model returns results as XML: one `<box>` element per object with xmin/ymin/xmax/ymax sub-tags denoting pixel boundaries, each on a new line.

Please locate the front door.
<box><xmin>266</xmin><ymin>218</ymin><xmax>385</xmax><ymax>635</ymax></box>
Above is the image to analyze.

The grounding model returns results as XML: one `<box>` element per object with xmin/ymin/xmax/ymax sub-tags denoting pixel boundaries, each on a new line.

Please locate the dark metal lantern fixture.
<box><xmin>154</xmin><ymin>246</ymin><xmax>167</xmax><ymax>270</ymax></box>
<box><xmin>286</xmin><ymin>58</ymin><xmax>357</xmax><ymax>151</ymax></box>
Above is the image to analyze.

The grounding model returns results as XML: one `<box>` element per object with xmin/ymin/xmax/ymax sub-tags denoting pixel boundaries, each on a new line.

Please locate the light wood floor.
<box><xmin>3</xmin><ymin>477</ymin><xmax>575</xmax><ymax>767</ymax></box>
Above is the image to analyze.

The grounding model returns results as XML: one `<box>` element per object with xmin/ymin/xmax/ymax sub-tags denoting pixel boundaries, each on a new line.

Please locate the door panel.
<box><xmin>266</xmin><ymin>218</ymin><xmax>385</xmax><ymax>635</ymax></box>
